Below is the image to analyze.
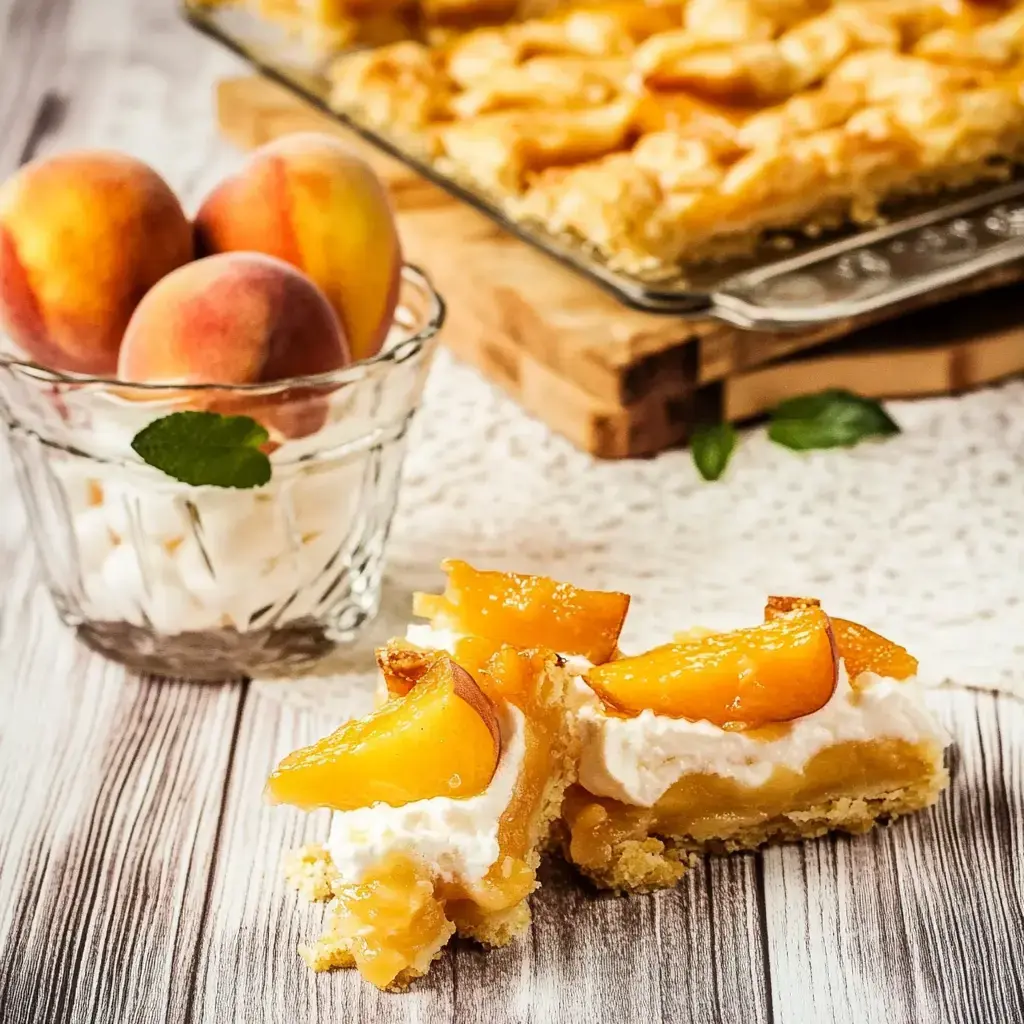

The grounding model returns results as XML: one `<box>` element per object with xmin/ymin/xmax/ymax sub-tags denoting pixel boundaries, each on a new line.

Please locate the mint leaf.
<box><xmin>691</xmin><ymin>423</ymin><xmax>737</xmax><ymax>482</ymax></box>
<box><xmin>131</xmin><ymin>411</ymin><xmax>272</xmax><ymax>488</ymax></box>
<box><xmin>768</xmin><ymin>389</ymin><xmax>899</xmax><ymax>452</ymax></box>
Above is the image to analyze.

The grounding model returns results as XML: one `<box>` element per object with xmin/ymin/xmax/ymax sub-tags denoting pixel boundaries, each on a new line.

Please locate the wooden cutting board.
<box><xmin>217</xmin><ymin>76</ymin><xmax>1024</xmax><ymax>457</ymax></box>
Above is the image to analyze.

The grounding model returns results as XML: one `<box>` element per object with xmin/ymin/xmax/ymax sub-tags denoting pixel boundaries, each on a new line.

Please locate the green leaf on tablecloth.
<box><xmin>768</xmin><ymin>389</ymin><xmax>900</xmax><ymax>451</ymax></box>
<box><xmin>691</xmin><ymin>423</ymin><xmax>738</xmax><ymax>482</ymax></box>
<box><xmin>131</xmin><ymin>411</ymin><xmax>272</xmax><ymax>488</ymax></box>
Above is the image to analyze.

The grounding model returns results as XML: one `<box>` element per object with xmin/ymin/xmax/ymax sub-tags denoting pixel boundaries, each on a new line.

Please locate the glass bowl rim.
<box><xmin>0</xmin><ymin>264</ymin><xmax>445</xmax><ymax>395</ymax></box>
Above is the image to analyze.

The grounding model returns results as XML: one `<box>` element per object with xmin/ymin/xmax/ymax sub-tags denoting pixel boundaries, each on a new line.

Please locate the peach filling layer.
<box><xmin>564</xmin><ymin>735</ymin><xmax>944</xmax><ymax>877</ymax></box>
<box><xmin>312</xmin><ymin>647</ymin><xmax>570</xmax><ymax>990</ymax></box>
<box><xmin>324</xmin><ymin>852</ymin><xmax>456</xmax><ymax>990</ymax></box>
<box><xmin>413</xmin><ymin>558</ymin><xmax>630</xmax><ymax>664</ymax></box>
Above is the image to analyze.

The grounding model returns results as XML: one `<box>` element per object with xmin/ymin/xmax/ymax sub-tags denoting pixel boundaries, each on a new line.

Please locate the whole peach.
<box><xmin>0</xmin><ymin>151</ymin><xmax>193</xmax><ymax>374</ymax></box>
<box><xmin>118</xmin><ymin>253</ymin><xmax>350</xmax><ymax>438</ymax></box>
<box><xmin>195</xmin><ymin>133</ymin><xmax>401</xmax><ymax>363</ymax></box>
<box><xmin>118</xmin><ymin>252</ymin><xmax>350</xmax><ymax>385</ymax></box>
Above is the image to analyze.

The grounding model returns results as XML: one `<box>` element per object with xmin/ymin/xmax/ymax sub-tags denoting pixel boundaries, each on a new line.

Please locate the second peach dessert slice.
<box><xmin>586</xmin><ymin>606</ymin><xmax>839</xmax><ymax>728</ymax></box>
<box><xmin>268</xmin><ymin>657</ymin><xmax>501</xmax><ymax>812</ymax></box>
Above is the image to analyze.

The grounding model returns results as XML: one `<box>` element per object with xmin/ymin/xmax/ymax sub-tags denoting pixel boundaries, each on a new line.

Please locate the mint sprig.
<box><xmin>691</xmin><ymin>390</ymin><xmax>900</xmax><ymax>482</ymax></box>
<box><xmin>131</xmin><ymin>411</ymin><xmax>272</xmax><ymax>489</ymax></box>
<box><xmin>768</xmin><ymin>389</ymin><xmax>900</xmax><ymax>451</ymax></box>
<box><xmin>691</xmin><ymin>423</ymin><xmax>737</xmax><ymax>482</ymax></box>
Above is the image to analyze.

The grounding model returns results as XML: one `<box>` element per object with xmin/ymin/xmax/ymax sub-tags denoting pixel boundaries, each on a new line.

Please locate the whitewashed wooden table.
<box><xmin>1</xmin><ymin>2</ymin><xmax>1023</xmax><ymax>1022</ymax></box>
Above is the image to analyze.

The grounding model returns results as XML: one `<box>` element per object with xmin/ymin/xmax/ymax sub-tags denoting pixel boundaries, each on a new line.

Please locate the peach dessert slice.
<box><xmin>563</xmin><ymin>600</ymin><xmax>950</xmax><ymax>892</ymax></box>
<box><xmin>411</xmin><ymin>558</ymin><xmax>630</xmax><ymax>665</ymax></box>
<box><xmin>274</xmin><ymin>645</ymin><xmax>577</xmax><ymax>990</ymax></box>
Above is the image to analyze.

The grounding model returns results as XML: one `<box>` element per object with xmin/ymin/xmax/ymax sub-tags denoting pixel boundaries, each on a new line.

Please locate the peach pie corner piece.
<box><xmin>269</xmin><ymin>638</ymin><xmax>583</xmax><ymax>990</ymax></box>
<box><xmin>269</xmin><ymin>563</ymin><xmax>950</xmax><ymax>988</ymax></box>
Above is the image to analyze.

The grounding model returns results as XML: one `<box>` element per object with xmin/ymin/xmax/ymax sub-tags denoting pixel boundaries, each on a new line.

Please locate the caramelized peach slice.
<box><xmin>413</xmin><ymin>559</ymin><xmax>629</xmax><ymax>664</ymax></box>
<box><xmin>585</xmin><ymin>607</ymin><xmax>838</xmax><ymax>727</ymax></box>
<box><xmin>765</xmin><ymin>597</ymin><xmax>918</xmax><ymax>682</ymax></box>
<box><xmin>268</xmin><ymin>658</ymin><xmax>501</xmax><ymax>811</ymax></box>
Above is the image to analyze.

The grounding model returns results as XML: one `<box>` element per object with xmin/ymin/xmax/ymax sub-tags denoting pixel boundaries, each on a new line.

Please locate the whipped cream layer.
<box><xmin>326</xmin><ymin>704</ymin><xmax>525</xmax><ymax>886</ymax></box>
<box><xmin>405</xmin><ymin>622</ymin><xmax>462</xmax><ymax>653</ymax></box>
<box><xmin>404</xmin><ymin>623</ymin><xmax>594</xmax><ymax>681</ymax></box>
<box><xmin>577</xmin><ymin>664</ymin><xmax>949</xmax><ymax>807</ymax></box>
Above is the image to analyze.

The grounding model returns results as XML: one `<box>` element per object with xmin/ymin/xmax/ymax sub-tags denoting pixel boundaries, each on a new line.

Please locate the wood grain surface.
<box><xmin>0</xmin><ymin>3</ymin><xmax>1022</xmax><ymax>1023</ymax></box>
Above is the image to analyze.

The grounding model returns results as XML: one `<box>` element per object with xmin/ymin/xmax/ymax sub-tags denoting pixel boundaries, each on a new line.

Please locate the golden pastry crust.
<box><xmin>564</xmin><ymin>759</ymin><xmax>950</xmax><ymax>893</ymax></box>
<box><xmin>322</xmin><ymin>0</ymin><xmax>1024</xmax><ymax>274</ymax></box>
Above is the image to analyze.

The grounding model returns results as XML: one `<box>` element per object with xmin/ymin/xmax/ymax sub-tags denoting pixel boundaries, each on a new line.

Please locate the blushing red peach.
<box><xmin>194</xmin><ymin>133</ymin><xmax>401</xmax><ymax>362</ymax></box>
<box><xmin>117</xmin><ymin>253</ymin><xmax>350</xmax><ymax>436</ymax></box>
<box><xmin>765</xmin><ymin>597</ymin><xmax>919</xmax><ymax>682</ymax></box>
<box><xmin>0</xmin><ymin>151</ymin><xmax>193</xmax><ymax>374</ymax></box>
<box><xmin>118</xmin><ymin>252</ymin><xmax>349</xmax><ymax>384</ymax></box>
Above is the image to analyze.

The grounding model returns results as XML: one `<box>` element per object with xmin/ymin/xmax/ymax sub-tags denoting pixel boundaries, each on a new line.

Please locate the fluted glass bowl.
<box><xmin>0</xmin><ymin>266</ymin><xmax>444</xmax><ymax>680</ymax></box>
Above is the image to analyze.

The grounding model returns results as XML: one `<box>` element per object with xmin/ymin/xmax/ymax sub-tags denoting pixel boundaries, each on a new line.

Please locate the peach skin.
<box><xmin>118</xmin><ymin>253</ymin><xmax>349</xmax><ymax>384</ymax></box>
<box><xmin>195</xmin><ymin>133</ymin><xmax>401</xmax><ymax>362</ymax></box>
<box><xmin>0</xmin><ymin>151</ymin><xmax>193</xmax><ymax>374</ymax></box>
<box><xmin>117</xmin><ymin>253</ymin><xmax>350</xmax><ymax>436</ymax></box>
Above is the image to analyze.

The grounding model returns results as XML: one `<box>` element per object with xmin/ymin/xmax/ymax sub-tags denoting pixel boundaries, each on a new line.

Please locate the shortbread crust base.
<box><xmin>567</xmin><ymin>764</ymin><xmax>949</xmax><ymax>893</ymax></box>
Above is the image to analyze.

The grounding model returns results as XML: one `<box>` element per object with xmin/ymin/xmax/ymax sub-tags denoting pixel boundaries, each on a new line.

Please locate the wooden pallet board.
<box><xmin>217</xmin><ymin>76</ymin><xmax>1024</xmax><ymax>457</ymax></box>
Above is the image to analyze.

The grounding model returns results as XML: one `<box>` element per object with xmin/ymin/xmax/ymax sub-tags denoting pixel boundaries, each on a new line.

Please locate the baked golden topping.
<box><xmin>321</xmin><ymin>0</ymin><xmax>1024</xmax><ymax>272</ymax></box>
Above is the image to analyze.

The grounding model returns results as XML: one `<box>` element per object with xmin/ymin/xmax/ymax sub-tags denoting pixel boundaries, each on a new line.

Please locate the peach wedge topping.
<box><xmin>765</xmin><ymin>596</ymin><xmax>919</xmax><ymax>682</ymax></box>
<box><xmin>586</xmin><ymin>606</ymin><xmax>839</xmax><ymax>728</ymax></box>
<box><xmin>413</xmin><ymin>559</ymin><xmax>630</xmax><ymax>664</ymax></box>
<box><xmin>267</xmin><ymin>658</ymin><xmax>501</xmax><ymax>812</ymax></box>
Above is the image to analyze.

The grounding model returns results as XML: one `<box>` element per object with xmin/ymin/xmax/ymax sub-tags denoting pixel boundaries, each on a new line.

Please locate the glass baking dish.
<box><xmin>183</xmin><ymin>1</ymin><xmax>1024</xmax><ymax>330</ymax></box>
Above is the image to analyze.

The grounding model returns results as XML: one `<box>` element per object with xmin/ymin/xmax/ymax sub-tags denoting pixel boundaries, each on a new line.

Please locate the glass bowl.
<box><xmin>0</xmin><ymin>265</ymin><xmax>444</xmax><ymax>680</ymax></box>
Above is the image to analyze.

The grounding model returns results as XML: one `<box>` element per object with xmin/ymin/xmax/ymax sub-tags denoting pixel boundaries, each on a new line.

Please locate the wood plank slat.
<box><xmin>761</xmin><ymin>690</ymin><xmax>1024</xmax><ymax>1024</ymax></box>
<box><xmin>0</xmin><ymin>534</ymin><xmax>244</xmax><ymax>1024</ymax></box>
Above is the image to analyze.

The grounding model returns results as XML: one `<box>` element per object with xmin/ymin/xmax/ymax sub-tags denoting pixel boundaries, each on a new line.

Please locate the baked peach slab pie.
<box><xmin>326</xmin><ymin>0</ymin><xmax>1024</xmax><ymax>274</ymax></box>
<box><xmin>270</xmin><ymin>562</ymin><xmax>949</xmax><ymax>989</ymax></box>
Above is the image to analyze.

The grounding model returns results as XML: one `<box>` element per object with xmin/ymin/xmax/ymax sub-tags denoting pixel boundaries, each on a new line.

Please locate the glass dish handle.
<box><xmin>709</xmin><ymin>181</ymin><xmax>1024</xmax><ymax>331</ymax></box>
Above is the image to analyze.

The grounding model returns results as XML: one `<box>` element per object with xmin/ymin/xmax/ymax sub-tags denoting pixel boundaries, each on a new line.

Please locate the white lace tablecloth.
<box><xmin>357</xmin><ymin>353</ymin><xmax>1023</xmax><ymax>701</ymax></box>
